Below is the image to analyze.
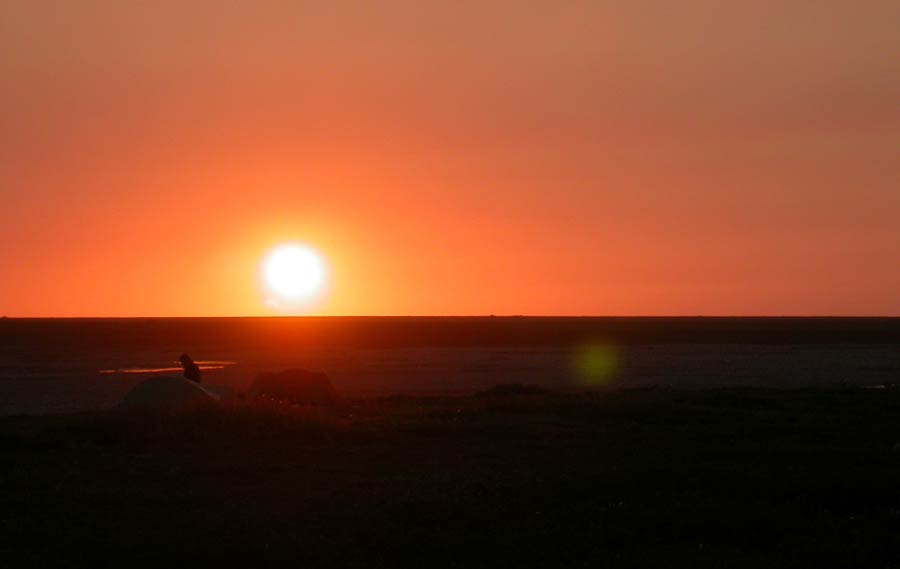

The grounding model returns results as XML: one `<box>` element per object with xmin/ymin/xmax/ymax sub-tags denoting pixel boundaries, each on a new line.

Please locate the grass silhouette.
<box><xmin>3</xmin><ymin>388</ymin><xmax>900</xmax><ymax>567</ymax></box>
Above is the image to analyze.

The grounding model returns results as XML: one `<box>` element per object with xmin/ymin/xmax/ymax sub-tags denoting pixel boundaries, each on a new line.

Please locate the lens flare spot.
<box><xmin>574</xmin><ymin>343</ymin><xmax>618</xmax><ymax>385</ymax></box>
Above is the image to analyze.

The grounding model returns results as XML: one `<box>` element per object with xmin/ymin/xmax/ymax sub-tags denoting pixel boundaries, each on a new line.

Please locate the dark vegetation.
<box><xmin>4</xmin><ymin>387</ymin><xmax>900</xmax><ymax>567</ymax></box>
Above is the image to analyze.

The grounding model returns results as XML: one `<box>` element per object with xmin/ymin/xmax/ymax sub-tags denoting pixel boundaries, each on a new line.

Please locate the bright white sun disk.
<box><xmin>263</xmin><ymin>244</ymin><xmax>327</xmax><ymax>300</ymax></box>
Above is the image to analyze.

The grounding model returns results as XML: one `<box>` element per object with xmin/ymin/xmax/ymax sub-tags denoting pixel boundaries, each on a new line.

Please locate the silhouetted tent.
<box><xmin>248</xmin><ymin>369</ymin><xmax>339</xmax><ymax>405</ymax></box>
<box><xmin>118</xmin><ymin>376</ymin><xmax>218</xmax><ymax>411</ymax></box>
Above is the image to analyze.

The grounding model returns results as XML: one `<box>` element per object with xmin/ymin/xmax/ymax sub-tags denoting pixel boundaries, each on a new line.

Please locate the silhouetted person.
<box><xmin>179</xmin><ymin>354</ymin><xmax>201</xmax><ymax>383</ymax></box>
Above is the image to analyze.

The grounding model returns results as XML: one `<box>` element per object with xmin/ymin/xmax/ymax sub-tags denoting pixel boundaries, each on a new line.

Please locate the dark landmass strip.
<box><xmin>4</xmin><ymin>388</ymin><xmax>900</xmax><ymax>567</ymax></box>
<box><xmin>2</xmin><ymin>316</ymin><xmax>900</xmax><ymax>351</ymax></box>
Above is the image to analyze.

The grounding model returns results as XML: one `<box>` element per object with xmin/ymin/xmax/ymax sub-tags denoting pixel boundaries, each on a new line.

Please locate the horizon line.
<box><xmin>2</xmin><ymin>314</ymin><xmax>900</xmax><ymax>320</ymax></box>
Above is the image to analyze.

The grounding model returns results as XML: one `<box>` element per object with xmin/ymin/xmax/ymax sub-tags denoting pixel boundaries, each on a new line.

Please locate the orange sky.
<box><xmin>2</xmin><ymin>1</ymin><xmax>899</xmax><ymax>316</ymax></box>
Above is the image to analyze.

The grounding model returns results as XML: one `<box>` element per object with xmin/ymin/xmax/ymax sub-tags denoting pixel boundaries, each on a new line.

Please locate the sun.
<box><xmin>261</xmin><ymin>243</ymin><xmax>328</xmax><ymax>308</ymax></box>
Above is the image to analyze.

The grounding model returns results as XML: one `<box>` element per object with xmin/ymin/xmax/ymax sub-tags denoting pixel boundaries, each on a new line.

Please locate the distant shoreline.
<box><xmin>3</xmin><ymin>315</ymin><xmax>899</xmax><ymax>320</ymax></box>
<box><xmin>2</xmin><ymin>316</ymin><xmax>899</xmax><ymax>348</ymax></box>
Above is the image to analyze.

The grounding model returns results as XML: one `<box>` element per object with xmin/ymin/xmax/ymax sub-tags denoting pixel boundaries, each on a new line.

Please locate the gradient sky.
<box><xmin>2</xmin><ymin>1</ymin><xmax>898</xmax><ymax>316</ymax></box>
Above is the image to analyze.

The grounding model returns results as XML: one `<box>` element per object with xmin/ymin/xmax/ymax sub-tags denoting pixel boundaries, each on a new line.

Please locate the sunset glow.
<box><xmin>1</xmin><ymin>2</ymin><xmax>898</xmax><ymax>317</ymax></box>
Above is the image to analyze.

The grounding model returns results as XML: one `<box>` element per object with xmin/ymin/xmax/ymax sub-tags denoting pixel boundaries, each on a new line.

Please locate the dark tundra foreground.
<box><xmin>3</xmin><ymin>388</ymin><xmax>900</xmax><ymax>567</ymax></box>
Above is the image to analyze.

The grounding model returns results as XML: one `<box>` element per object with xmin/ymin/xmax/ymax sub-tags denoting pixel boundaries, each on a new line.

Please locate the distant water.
<box><xmin>97</xmin><ymin>362</ymin><xmax>237</xmax><ymax>374</ymax></box>
<box><xmin>1</xmin><ymin>317</ymin><xmax>898</xmax><ymax>415</ymax></box>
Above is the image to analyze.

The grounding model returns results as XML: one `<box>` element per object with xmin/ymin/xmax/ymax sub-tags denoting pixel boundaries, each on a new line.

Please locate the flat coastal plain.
<box><xmin>1</xmin><ymin>317</ymin><xmax>899</xmax><ymax>414</ymax></box>
<box><xmin>2</xmin><ymin>318</ymin><xmax>900</xmax><ymax>565</ymax></box>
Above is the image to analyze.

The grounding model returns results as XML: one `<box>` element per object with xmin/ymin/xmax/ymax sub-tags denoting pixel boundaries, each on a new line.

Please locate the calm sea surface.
<box><xmin>1</xmin><ymin>317</ymin><xmax>899</xmax><ymax>415</ymax></box>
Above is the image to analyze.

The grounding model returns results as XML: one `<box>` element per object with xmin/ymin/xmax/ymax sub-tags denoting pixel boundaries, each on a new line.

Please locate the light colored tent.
<box><xmin>118</xmin><ymin>376</ymin><xmax>218</xmax><ymax>411</ymax></box>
